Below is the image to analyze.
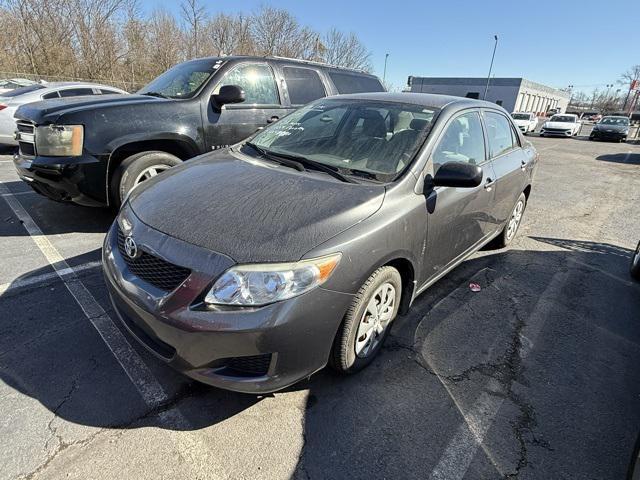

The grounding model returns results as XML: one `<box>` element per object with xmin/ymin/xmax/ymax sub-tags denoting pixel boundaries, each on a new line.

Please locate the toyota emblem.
<box><xmin>124</xmin><ymin>235</ymin><xmax>138</xmax><ymax>259</ymax></box>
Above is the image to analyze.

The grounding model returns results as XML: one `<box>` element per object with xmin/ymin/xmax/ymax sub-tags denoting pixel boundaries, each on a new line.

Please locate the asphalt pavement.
<box><xmin>0</xmin><ymin>132</ymin><xmax>639</xmax><ymax>480</ymax></box>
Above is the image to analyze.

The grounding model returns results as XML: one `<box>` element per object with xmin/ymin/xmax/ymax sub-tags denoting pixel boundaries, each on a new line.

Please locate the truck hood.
<box><xmin>127</xmin><ymin>150</ymin><xmax>386</xmax><ymax>263</ymax></box>
<box><xmin>543</xmin><ymin>121</ymin><xmax>576</xmax><ymax>129</ymax></box>
<box><xmin>14</xmin><ymin>94</ymin><xmax>165</xmax><ymax>124</ymax></box>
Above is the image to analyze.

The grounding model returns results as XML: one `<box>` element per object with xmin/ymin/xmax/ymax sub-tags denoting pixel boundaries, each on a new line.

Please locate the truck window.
<box><xmin>328</xmin><ymin>72</ymin><xmax>384</xmax><ymax>94</ymax></box>
<box><xmin>216</xmin><ymin>63</ymin><xmax>279</xmax><ymax>105</ymax></box>
<box><xmin>282</xmin><ymin>67</ymin><xmax>326</xmax><ymax>105</ymax></box>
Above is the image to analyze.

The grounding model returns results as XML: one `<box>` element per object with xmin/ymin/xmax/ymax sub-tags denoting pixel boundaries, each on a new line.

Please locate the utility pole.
<box><xmin>383</xmin><ymin>53</ymin><xmax>389</xmax><ymax>83</ymax></box>
<box><xmin>483</xmin><ymin>35</ymin><xmax>498</xmax><ymax>101</ymax></box>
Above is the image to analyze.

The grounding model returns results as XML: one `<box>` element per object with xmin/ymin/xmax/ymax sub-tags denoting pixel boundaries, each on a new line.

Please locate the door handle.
<box><xmin>484</xmin><ymin>178</ymin><xmax>495</xmax><ymax>191</ymax></box>
<box><xmin>267</xmin><ymin>116</ymin><xmax>279</xmax><ymax>124</ymax></box>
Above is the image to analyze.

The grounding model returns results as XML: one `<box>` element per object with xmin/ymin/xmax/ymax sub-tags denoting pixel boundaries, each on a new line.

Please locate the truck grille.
<box><xmin>16</xmin><ymin>120</ymin><xmax>36</xmax><ymax>157</ymax></box>
<box><xmin>117</xmin><ymin>228</ymin><xmax>191</xmax><ymax>292</ymax></box>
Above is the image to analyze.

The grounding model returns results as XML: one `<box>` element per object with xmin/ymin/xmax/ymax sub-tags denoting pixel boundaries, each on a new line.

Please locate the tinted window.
<box><xmin>42</xmin><ymin>91</ymin><xmax>60</xmax><ymax>99</ymax></box>
<box><xmin>3</xmin><ymin>84</ymin><xmax>45</xmax><ymax>97</ymax></box>
<box><xmin>485</xmin><ymin>112</ymin><xmax>517</xmax><ymax>157</ymax></box>
<box><xmin>59</xmin><ymin>88</ymin><xmax>95</xmax><ymax>97</ymax></box>
<box><xmin>432</xmin><ymin>111</ymin><xmax>486</xmax><ymax>170</ymax></box>
<box><xmin>216</xmin><ymin>63</ymin><xmax>279</xmax><ymax>105</ymax></box>
<box><xmin>328</xmin><ymin>72</ymin><xmax>384</xmax><ymax>94</ymax></box>
<box><xmin>283</xmin><ymin>67</ymin><xmax>326</xmax><ymax>105</ymax></box>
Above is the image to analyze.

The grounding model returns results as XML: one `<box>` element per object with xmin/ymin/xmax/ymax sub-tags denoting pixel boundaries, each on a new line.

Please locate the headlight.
<box><xmin>35</xmin><ymin>124</ymin><xmax>83</xmax><ymax>156</ymax></box>
<box><xmin>205</xmin><ymin>253</ymin><xmax>341</xmax><ymax>306</ymax></box>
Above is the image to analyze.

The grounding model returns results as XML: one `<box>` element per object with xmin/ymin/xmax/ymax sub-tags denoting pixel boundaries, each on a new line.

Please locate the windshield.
<box><xmin>2</xmin><ymin>84</ymin><xmax>45</xmax><ymax>97</ymax></box>
<box><xmin>511</xmin><ymin>113</ymin><xmax>531</xmax><ymax>120</ymax></box>
<box><xmin>244</xmin><ymin>99</ymin><xmax>438</xmax><ymax>179</ymax></box>
<box><xmin>137</xmin><ymin>59</ymin><xmax>220</xmax><ymax>99</ymax></box>
<box><xmin>550</xmin><ymin>115</ymin><xmax>576</xmax><ymax>123</ymax></box>
<box><xmin>600</xmin><ymin>117</ymin><xmax>629</xmax><ymax>125</ymax></box>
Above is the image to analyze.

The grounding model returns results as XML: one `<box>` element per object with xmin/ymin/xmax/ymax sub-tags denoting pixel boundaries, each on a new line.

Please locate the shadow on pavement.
<box><xmin>1</xmin><ymin>238</ymin><xmax>639</xmax><ymax>479</ymax></box>
<box><xmin>596</xmin><ymin>153</ymin><xmax>640</xmax><ymax>165</ymax></box>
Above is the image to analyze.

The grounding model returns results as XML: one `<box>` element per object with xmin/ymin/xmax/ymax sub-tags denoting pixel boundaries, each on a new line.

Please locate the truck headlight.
<box><xmin>35</xmin><ymin>125</ymin><xmax>83</xmax><ymax>156</ymax></box>
<box><xmin>204</xmin><ymin>253</ymin><xmax>341</xmax><ymax>306</ymax></box>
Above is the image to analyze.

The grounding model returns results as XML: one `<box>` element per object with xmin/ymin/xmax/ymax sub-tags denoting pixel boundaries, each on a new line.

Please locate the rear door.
<box><xmin>422</xmin><ymin>109</ymin><xmax>497</xmax><ymax>279</ymax></box>
<box><xmin>203</xmin><ymin>61</ymin><xmax>285</xmax><ymax>149</ymax></box>
<box><xmin>482</xmin><ymin>110</ymin><xmax>528</xmax><ymax>230</ymax></box>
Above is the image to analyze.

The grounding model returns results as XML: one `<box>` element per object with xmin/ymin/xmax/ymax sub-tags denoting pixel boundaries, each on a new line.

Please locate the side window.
<box><xmin>432</xmin><ymin>111</ymin><xmax>486</xmax><ymax>171</ymax></box>
<box><xmin>328</xmin><ymin>72</ymin><xmax>384</xmax><ymax>94</ymax></box>
<box><xmin>215</xmin><ymin>63</ymin><xmax>279</xmax><ymax>106</ymax></box>
<box><xmin>484</xmin><ymin>111</ymin><xmax>517</xmax><ymax>158</ymax></box>
<box><xmin>282</xmin><ymin>67</ymin><xmax>326</xmax><ymax>105</ymax></box>
<box><xmin>59</xmin><ymin>88</ymin><xmax>95</xmax><ymax>97</ymax></box>
<box><xmin>42</xmin><ymin>92</ymin><xmax>60</xmax><ymax>99</ymax></box>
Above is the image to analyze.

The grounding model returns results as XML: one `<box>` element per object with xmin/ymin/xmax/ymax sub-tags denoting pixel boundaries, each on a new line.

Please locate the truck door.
<box><xmin>203</xmin><ymin>62</ymin><xmax>287</xmax><ymax>149</ymax></box>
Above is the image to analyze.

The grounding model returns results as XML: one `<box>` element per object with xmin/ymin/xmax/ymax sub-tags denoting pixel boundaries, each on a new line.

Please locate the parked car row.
<box><xmin>7</xmin><ymin>56</ymin><xmax>538</xmax><ymax>393</ymax></box>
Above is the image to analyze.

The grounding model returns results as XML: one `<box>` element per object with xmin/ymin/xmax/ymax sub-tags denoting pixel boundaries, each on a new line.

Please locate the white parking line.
<box><xmin>426</xmin><ymin>268</ymin><xmax>570</xmax><ymax>479</ymax></box>
<box><xmin>0</xmin><ymin>182</ymin><xmax>188</xmax><ymax>426</ymax></box>
<box><xmin>0</xmin><ymin>260</ymin><xmax>102</xmax><ymax>295</ymax></box>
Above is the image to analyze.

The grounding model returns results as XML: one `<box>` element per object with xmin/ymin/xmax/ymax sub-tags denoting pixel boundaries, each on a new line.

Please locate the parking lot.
<box><xmin>1</xmin><ymin>131</ymin><xmax>639</xmax><ymax>479</ymax></box>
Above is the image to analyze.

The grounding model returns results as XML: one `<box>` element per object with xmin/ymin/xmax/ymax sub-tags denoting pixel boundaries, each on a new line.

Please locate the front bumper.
<box><xmin>13</xmin><ymin>153</ymin><xmax>109</xmax><ymax>206</ymax></box>
<box><xmin>102</xmin><ymin>209</ymin><xmax>354</xmax><ymax>394</ymax></box>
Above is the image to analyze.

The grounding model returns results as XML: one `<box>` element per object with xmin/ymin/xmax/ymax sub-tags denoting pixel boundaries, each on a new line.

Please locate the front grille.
<box><xmin>117</xmin><ymin>228</ymin><xmax>191</xmax><ymax>292</ymax></box>
<box><xmin>226</xmin><ymin>354</ymin><xmax>272</xmax><ymax>376</ymax></box>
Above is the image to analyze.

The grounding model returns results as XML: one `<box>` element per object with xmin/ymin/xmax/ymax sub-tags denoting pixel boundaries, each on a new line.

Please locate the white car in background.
<box><xmin>511</xmin><ymin>112</ymin><xmax>538</xmax><ymax>134</ymax></box>
<box><xmin>0</xmin><ymin>82</ymin><xmax>127</xmax><ymax>146</ymax></box>
<box><xmin>539</xmin><ymin>114</ymin><xmax>581</xmax><ymax>137</ymax></box>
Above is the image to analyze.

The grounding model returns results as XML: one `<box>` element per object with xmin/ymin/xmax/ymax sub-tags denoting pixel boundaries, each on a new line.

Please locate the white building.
<box><xmin>406</xmin><ymin>77</ymin><xmax>570</xmax><ymax>114</ymax></box>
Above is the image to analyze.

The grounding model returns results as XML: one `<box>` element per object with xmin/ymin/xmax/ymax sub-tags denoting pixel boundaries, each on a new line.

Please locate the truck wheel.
<box><xmin>329</xmin><ymin>266</ymin><xmax>401</xmax><ymax>374</ymax></box>
<box><xmin>110</xmin><ymin>151</ymin><xmax>182</xmax><ymax>207</ymax></box>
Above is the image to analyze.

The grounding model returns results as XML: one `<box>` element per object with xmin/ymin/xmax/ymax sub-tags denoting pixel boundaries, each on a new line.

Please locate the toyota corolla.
<box><xmin>102</xmin><ymin>92</ymin><xmax>538</xmax><ymax>393</ymax></box>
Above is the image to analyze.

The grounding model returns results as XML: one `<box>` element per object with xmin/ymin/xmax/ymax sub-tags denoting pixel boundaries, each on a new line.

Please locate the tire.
<box><xmin>330</xmin><ymin>266</ymin><xmax>402</xmax><ymax>374</ymax></box>
<box><xmin>110</xmin><ymin>151</ymin><xmax>182</xmax><ymax>207</ymax></box>
<box><xmin>493</xmin><ymin>192</ymin><xmax>527</xmax><ymax>248</ymax></box>
<box><xmin>631</xmin><ymin>241</ymin><xmax>640</xmax><ymax>281</ymax></box>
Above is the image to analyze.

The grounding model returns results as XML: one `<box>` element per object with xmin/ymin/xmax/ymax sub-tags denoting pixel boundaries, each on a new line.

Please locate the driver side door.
<box><xmin>203</xmin><ymin>62</ymin><xmax>288</xmax><ymax>149</ymax></box>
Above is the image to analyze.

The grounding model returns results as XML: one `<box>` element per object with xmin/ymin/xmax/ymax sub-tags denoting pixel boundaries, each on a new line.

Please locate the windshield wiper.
<box><xmin>265</xmin><ymin>149</ymin><xmax>356</xmax><ymax>184</ymax></box>
<box><xmin>140</xmin><ymin>91</ymin><xmax>169</xmax><ymax>99</ymax></box>
<box><xmin>244</xmin><ymin>142</ymin><xmax>305</xmax><ymax>172</ymax></box>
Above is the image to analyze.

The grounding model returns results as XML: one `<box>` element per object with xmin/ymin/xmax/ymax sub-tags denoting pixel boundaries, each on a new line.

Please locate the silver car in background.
<box><xmin>0</xmin><ymin>82</ymin><xmax>128</xmax><ymax>146</ymax></box>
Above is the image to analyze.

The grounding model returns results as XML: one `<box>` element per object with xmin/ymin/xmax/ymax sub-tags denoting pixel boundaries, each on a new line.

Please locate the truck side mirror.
<box><xmin>212</xmin><ymin>85</ymin><xmax>245</xmax><ymax>108</ymax></box>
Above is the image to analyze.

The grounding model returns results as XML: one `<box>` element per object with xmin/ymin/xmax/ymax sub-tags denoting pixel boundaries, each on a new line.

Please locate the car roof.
<box><xmin>321</xmin><ymin>92</ymin><xmax>504</xmax><ymax>111</ymax></box>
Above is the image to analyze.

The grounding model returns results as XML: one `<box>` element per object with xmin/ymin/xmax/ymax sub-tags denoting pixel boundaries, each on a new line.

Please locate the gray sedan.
<box><xmin>0</xmin><ymin>82</ymin><xmax>127</xmax><ymax>145</ymax></box>
<box><xmin>102</xmin><ymin>92</ymin><xmax>538</xmax><ymax>393</ymax></box>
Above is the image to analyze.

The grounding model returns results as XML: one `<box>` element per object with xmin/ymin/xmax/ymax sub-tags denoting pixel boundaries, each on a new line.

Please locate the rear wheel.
<box><xmin>330</xmin><ymin>266</ymin><xmax>401</xmax><ymax>374</ymax></box>
<box><xmin>493</xmin><ymin>193</ymin><xmax>527</xmax><ymax>248</ymax></box>
<box><xmin>631</xmin><ymin>242</ymin><xmax>640</xmax><ymax>281</ymax></box>
<box><xmin>110</xmin><ymin>151</ymin><xmax>182</xmax><ymax>208</ymax></box>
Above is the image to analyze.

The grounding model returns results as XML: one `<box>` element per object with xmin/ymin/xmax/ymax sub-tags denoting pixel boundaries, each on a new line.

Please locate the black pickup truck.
<box><xmin>13</xmin><ymin>56</ymin><xmax>384</xmax><ymax>207</ymax></box>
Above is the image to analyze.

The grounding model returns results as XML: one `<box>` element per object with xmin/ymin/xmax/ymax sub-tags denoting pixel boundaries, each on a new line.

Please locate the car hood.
<box><xmin>543</xmin><ymin>121</ymin><xmax>576</xmax><ymax>129</ymax></box>
<box><xmin>594</xmin><ymin>124</ymin><xmax>628</xmax><ymax>131</ymax></box>
<box><xmin>127</xmin><ymin>150</ymin><xmax>386</xmax><ymax>263</ymax></box>
<box><xmin>14</xmin><ymin>94</ymin><xmax>161</xmax><ymax>124</ymax></box>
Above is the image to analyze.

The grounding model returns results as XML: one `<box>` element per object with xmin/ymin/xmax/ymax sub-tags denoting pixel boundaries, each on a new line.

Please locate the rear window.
<box><xmin>282</xmin><ymin>67</ymin><xmax>326</xmax><ymax>105</ymax></box>
<box><xmin>328</xmin><ymin>72</ymin><xmax>384</xmax><ymax>94</ymax></box>
<box><xmin>3</xmin><ymin>84</ymin><xmax>45</xmax><ymax>97</ymax></box>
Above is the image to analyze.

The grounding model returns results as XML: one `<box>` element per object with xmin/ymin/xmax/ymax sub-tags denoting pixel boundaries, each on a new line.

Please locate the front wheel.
<box><xmin>110</xmin><ymin>151</ymin><xmax>182</xmax><ymax>208</ymax></box>
<box><xmin>330</xmin><ymin>266</ymin><xmax>402</xmax><ymax>374</ymax></box>
<box><xmin>631</xmin><ymin>241</ymin><xmax>640</xmax><ymax>281</ymax></box>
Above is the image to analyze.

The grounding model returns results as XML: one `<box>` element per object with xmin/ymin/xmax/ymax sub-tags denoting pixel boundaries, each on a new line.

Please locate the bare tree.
<box><xmin>322</xmin><ymin>28</ymin><xmax>371</xmax><ymax>71</ymax></box>
<box><xmin>180</xmin><ymin>0</ymin><xmax>206</xmax><ymax>59</ymax></box>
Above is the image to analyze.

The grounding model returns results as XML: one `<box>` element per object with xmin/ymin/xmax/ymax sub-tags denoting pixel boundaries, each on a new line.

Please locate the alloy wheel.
<box><xmin>354</xmin><ymin>282</ymin><xmax>396</xmax><ymax>358</ymax></box>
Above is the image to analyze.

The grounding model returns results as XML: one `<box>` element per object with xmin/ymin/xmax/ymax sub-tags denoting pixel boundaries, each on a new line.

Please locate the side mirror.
<box><xmin>212</xmin><ymin>85</ymin><xmax>245</xmax><ymax>107</ymax></box>
<box><xmin>432</xmin><ymin>161</ymin><xmax>483</xmax><ymax>188</ymax></box>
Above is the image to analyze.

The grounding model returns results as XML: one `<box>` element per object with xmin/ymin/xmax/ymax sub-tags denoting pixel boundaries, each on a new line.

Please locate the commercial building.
<box><xmin>406</xmin><ymin>77</ymin><xmax>571</xmax><ymax>115</ymax></box>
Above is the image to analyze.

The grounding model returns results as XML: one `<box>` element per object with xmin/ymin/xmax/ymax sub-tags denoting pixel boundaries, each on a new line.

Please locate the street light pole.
<box><xmin>483</xmin><ymin>35</ymin><xmax>498</xmax><ymax>101</ymax></box>
<box><xmin>383</xmin><ymin>53</ymin><xmax>389</xmax><ymax>84</ymax></box>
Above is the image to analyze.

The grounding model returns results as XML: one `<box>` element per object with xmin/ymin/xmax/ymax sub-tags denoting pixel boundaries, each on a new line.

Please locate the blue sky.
<box><xmin>142</xmin><ymin>0</ymin><xmax>639</xmax><ymax>94</ymax></box>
